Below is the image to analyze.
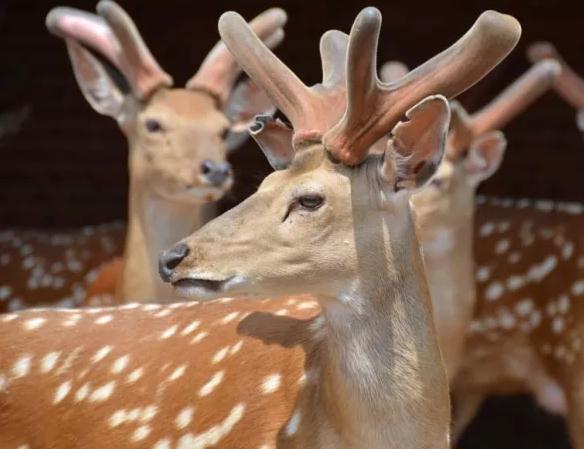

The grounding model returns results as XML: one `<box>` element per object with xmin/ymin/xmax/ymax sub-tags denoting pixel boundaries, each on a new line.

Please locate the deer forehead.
<box><xmin>144</xmin><ymin>89</ymin><xmax>227</xmax><ymax>129</ymax></box>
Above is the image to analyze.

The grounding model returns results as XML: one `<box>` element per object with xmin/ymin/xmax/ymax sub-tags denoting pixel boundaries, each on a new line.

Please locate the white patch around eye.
<box><xmin>485</xmin><ymin>282</ymin><xmax>504</xmax><ymax>301</ymax></box>
<box><xmin>261</xmin><ymin>373</ymin><xmax>282</xmax><ymax>394</ymax></box>
<box><xmin>199</xmin><ymin>370</ymin><xmax>225</xmax><ymax>397</ymax></box>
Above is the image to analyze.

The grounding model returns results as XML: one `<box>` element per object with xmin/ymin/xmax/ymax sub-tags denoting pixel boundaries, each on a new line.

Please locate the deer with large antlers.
<box><xmin>0</xmin><ymin>7</ymin><xmax>520</xmax><ymax>448</ymax></box>
<box><xmin>451</xmin><ymin>46</ymin><xmax>584</xmax><ymax>445</ymax></box>
<box><xmin>44</xmin><ymin>1</ymin><xmax>285</xmax><ymax>303</ymax></box>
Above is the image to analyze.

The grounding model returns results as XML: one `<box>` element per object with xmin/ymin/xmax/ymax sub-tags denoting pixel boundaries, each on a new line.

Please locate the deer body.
<box><xmin>47</xmin><ymin>2</ymin><xmax>284</xmax><ymax>303</ymax></box>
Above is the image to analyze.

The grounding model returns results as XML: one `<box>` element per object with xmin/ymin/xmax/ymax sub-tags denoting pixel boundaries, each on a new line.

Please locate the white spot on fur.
<box><xmin>199</xmin><ymin>371</ymin><xmax>225</xmax><ymax>397</ymax></box>
<box><xmin>476</xmin><ymin>266</ymin><xmax>491</xmax><ymax>283</ymax></box>
<box><xmin>557</xmin><ymin>295</ymin><xmax>570</xmax><ymax>314</ymax></box>
<box><xmin>485</xmin><ymin>282</ymin><xmax>504</xmax><ymax>301</ymax></box>
<box><xmin>552</xmin><ymin>317</ymin><xmax>565</xmax><ymax>334</ymax></box>
<box><xmin>530</xmin><ymin>310</ymin><xmax>542</xmax><ymax>328</ymax></box>
<box><xmin>160</xmin><ymin>325</ymin><xmax>178</xmax><ymax>339</ymax></box>
<box><xmin>495</xmin><ymin>239</ymin><xmax>510</xmax><ymax>254</ymax></box>
<box><xmin>297</xmin><ymin>301</ymin><xmax>319</xmax><ymax>310</ymax></box>
<box><xmin>111</xmin><ymin>355</ymin><xmax>130</xmax><ymax>374</ymax></box>
<box><xmin>275</xmin><ymin>309</ymin><xmax>289</xmax><ymax>316</ymax></box>
<box><xmin>152</xmin><ymin>439</ymin><xmax>171</xmax><ymax>449</ymax></box>
<box><xmin>109</xmin><ymin>409</ymin><xmax>127</xmax><ymax>427</ymax></box>
<box><xmin>191</xmin><ymin>331</ymin><xmax>208</xmax><ymax>344</ymax></box>
<box><xmin>527</xmin><ymin>256</ymin><xmax>557</xmax><ymax>283</ymax></box>
<box><xmin>127</xmin><ymin>367</ymin><xmax>144</xmax><ymax>384</ymax></box>
<box><xmin>0</xmin><ymin>285</ymin><xmax>12</xmax><ymax>300</ymax></box>
<box><xmin>24</xmin><ymin>317</ymin><xmax>46</xmax><ymax>331</ymax></box>
<box><xmin>90</xmin><ymin>381</ymin><xmax>116</xmax><ymax>402</ymax></box>
<box><xmin>572</xmin><ymin>280</ymin><xmax>584</xmax><ymax>296</ymax></box>
<box><xmin>286</xmin><ymin>409</ymin><xmax>302</xmax><ymax>436</ymax></box>
<box><xmin>168</xmin><ymin>364</ymin><xmax>187</xmax><ymax>382</ymax></box>
<box><xmin>176</xmin><ymin>406</ymin><xmax>195</xmax><ymax>430</ymax></box>
<box><xmin>230</xmin><ymin>341</ymin><xmax>243</xmax><ymax>356</ymax></box>
<box><xmin>506</xmin><ymin>275</ymin><xmax>526</xmax><ymax>291</ymax></box>
<box><xmin>508</xmin><ymin>252</ymin><xmax>521</xmax><ymax>264</ymax></box>
<box><xmin>498</xmin><ymin>310</ymin><xmax>515</xmax><ymax>330</ymax></box>
<box><xmin>515</xmin><ymin>299</ymin><xmax>533</xmax><ymax>316</ymax></box>
<box><xmin>212</xmin><ymin>346</ymin><xmax>230</xmax><ymax>364</ymax></box>
<box><xmin>41</xmin><ymin>352</ymin><xmax>61</xmax><ymax>373</ymax></box>
<box><xmin>562</xmin><ymin>242</ymin><xmax>574</xmax><ymax>260</ymax></box>
<box><xmin>132</xmin><ymin>425</ymin><xmax>151</xmax><ymax>442</ymax></box>
<box><xmin>175</xmin><ymin>403</ymin><xmax>245</xmax><ymax>448</ymax></box>
<box><xmin>180</xmin><ymin>320</ymin><xmax>201</xmax><ymax>336</ymax></box>
<box><xmin>220</xmin><ymin>312</ymin><xmax>240</xmax><ymax>325</ymax></box>
<box><xmin>261</xmin><ymin>374</ymin><xmax>282</xmax><ymax>394</ymax></box>
<box><xmin>480</xmin><ymin>222</ymin><xmax>495</xmax><ymax>237</ymax></box>
<box><xmin>535</xmin><ymin>200</ymin><xmax>554</xmax><ymax>212</ymax></box>
<box><xmin>75</xmin><ymin>383</ymin><xmax>90</xmax><ymax>402</ymax></box>
<box><xmin>95</xmin><ymin>315</ymin><xmax>113</xmax><ymax>325</ymax></box>
<box><xmin>92</xmin><ymin>346</ymin><xmax>113</xmax><ymax>363</ymax></box>
<box><xmin>12</xmin><ymin>354</ymin><xmax>32</xmax><ymax>378</ymax></box>
<box><xmin>54</xmin><ymin>381</ymin><xmax>72</xmax><ymax>404</ymax></box>
<box><xmin>1</xmin><ymin>314</ymin><xmax>18</xmax><ymax>322</ymax></box>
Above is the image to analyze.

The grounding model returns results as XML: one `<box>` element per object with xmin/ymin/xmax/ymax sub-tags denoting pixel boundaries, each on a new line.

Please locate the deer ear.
<box><xmin>249</xmin><ymin>115</ymin><xmax>294</xmax><ymax>170</ymax></box>
<box><xmin>464</xmin><ymin>131</ymin><xmax>507</xmax><ymax>183</ymax></box>
<box><xmin>380</xmin><ymin>95</ymin><xmax>450</xmax><ymax>192</ymax></box>
<box><xmin>65</xmin><ymin>40</ymin><xmax>126</xmax><ymax>119</ymax></box>
<box><xmin>223</xmin><ymin>80</ymin><xmax>276</xmax><ymax>151</ymax></box>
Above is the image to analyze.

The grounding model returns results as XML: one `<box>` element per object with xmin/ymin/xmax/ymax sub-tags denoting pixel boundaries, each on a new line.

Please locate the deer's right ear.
<box><xmin>66</xmin><ymin>40</ymin><xmax>125</xmax><ymax>119</ymax></box>
<box><xmin>380</xmin><ymin>96</ymin><xmax>450</xmax><ymax>192</ymax></box>
<box><xmin>464</xmin><ymin>131</ymin><xmax>507</xmax><ymax>184</ymax></box>
<box><xmin>249</xmin><ymin>115</ymin><xmax>295</xmax><ymax>170</ymax></box>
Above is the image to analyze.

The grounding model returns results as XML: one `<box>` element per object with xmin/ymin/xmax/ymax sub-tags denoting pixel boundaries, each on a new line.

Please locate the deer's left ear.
<box><xmin>223</xmin><ymin>79</ymin><xmax>276</xmax><ymax>151</ymax></box>
<box><xmin>464</xmin><ymin>131</ymin><xmax>507</xmax><ymax>184</ymax></box>
<box><xmin>380</xmin><ymin>95</ymin><xmax>450</xmax><ymax>192</ymax></box>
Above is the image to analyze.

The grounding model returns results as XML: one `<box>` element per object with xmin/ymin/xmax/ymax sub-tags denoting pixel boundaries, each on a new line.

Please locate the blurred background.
<box><xmin>0</xmin><ymin>0</ymin><xmax>582</xmax><ymax>447</ymax></box>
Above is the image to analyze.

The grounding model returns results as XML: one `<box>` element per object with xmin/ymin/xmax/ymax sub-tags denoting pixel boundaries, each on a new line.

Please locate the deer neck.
<box><xmin>415</xmin><ymin>190</ymin><xmax>476</xmax><ymax>380</ymax></box>
<box><xmin>308</xmin><ymin>202</ymin><xmax>450</xmax><ymax>449</ymax></box>
<box><xmin>119</xmin><ymin>174</ymin><xmax>216</xmax><ymax>302</ymax></box>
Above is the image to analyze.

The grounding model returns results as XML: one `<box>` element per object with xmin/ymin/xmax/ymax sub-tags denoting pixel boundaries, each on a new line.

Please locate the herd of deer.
<box><xmin>1</xmin><ymin>2</ymin><xmax>584</xmax><ymax>448</ymax></box>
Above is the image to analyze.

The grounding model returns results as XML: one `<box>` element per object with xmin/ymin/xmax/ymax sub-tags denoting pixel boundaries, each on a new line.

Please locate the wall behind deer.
<box><xmin>0</xmin><ymin>0</ymin><xmax>583</xmax><ymax>228</ymax></box>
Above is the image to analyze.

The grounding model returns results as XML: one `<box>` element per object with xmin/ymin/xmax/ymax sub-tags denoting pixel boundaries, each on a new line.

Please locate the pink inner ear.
<box><xmin>56</xmin><ymin>15</ymin><xmax>121</xmax><ymax>71</ymax></box>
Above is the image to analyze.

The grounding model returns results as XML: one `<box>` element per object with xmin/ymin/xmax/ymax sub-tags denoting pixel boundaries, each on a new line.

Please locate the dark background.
<box><xmin>0</xmin><ymin>0</ymin><xmax>582</xmax><ymax>447</ymax></box>
<box><xmin>1</xmin><ymin>0</ymin><xmax>583</xmax><ymax>227</ymax></box>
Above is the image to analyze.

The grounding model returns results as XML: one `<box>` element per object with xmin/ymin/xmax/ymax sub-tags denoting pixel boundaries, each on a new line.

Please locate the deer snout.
<box><xmin>200</xmin><ymin>160</ymin><xmax>232</xmax><ymax>187</ymax></box>
<box><xmin>159</xmin><ymin>243</ymin><xmax>190</xmax><ymax>282</ymax></box>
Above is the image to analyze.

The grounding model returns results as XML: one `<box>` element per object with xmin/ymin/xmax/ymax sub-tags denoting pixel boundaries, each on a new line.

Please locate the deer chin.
<box><xmin>171</xmin><ymin>273</ymin><xmax>247</xmax><ymax>300</ymax></box>
<box><xmin>154</xmin><ymin>185</ymin><xmax>226</xmax><ymax>205</ymax></box>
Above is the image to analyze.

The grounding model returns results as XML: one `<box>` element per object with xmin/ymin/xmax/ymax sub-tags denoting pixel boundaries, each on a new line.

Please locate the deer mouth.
<box><xmin>171</xmin><ymin>275</ymin><xmax>240</xmax><ymax>299</ymax></box>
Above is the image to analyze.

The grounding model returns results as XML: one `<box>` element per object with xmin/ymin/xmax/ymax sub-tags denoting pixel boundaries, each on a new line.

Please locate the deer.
<box><xmin>450</xmin><ymin>46</ymin><xmax>584</xmax><ymax>446</ymax></box>
<box><xmin>42</xmin><ymin>1</ymin><xmax>285</xmax><ymax>304</ymax></box>
<box><xmin>402</xmin><ymin>58</ymin><xmax>560</xmax><ymax>382</ymax></box>
<box><xmin>0</xmin><ymin>7</ymin><xmax>520</xmax><ymax>449</ymax></box>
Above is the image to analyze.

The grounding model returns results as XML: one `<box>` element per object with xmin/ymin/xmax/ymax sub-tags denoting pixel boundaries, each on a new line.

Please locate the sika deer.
<box><xmin>451</xmin><ymin>47</ymin><xmax>584</xmax><ymax>445</ymax></box>
<box><xmin>46</xmin><ymin>1</ymin><xmax>285</xmax><ymax>302</ymax></box>
<box><xmin>0</xmin><ymin>8</ymin><xmax>520</xmax><ymax>448</ymax></box>
<box><xmin>380</xmin><ymin>59</ymin><xmax>559</xmax><ymax>381</ymax></box>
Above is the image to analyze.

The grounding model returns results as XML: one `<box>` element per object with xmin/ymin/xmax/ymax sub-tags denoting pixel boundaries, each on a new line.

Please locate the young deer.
<box><xmin>451</xmin><ymin>48</ymin><xmax>584</xmax><ymax>445</ymax></box>
<box><xmin>46</xmin><ymin>1</ymin><xmax>285</xmax><ymax>303</ymax></box>
<box><xmin>0</xmin><ymin>8</ymin><xmax>520</xmax><ymax>449</ymax></box>
<box><xmin>408</xmin><ymin>59</ymin><xmax>560</xmax><ymax>381</ymax></box>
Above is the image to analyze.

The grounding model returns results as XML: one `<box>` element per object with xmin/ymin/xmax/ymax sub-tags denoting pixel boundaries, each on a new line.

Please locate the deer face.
<box><xmin>126</xmin><ymin>89</ymin><xmax>232</xmax><ymax>203</ymax></box>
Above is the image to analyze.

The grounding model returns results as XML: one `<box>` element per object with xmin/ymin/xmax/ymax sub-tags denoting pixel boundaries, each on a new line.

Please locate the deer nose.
<box><xmin>159</xmin><ymin>243</ymin><xmax>190</xmax><ymax>282</ymax></box>
<box><xmin>200</xmin><ymin>160</ymin><xmax>232</xmax><ymax>187</ymax></box>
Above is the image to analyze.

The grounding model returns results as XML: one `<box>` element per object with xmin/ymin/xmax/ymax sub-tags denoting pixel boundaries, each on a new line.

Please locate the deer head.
<box><xmin>46</xmin><ymin>1</ymin><xmax>285</xmax><ymax>203</ymax></box>
<box><xmin>159</xmin><ymin>8</ymin><xmax>521</xmax><ymax>302</ymax></box>
<box><xmin>528</xmin><ymin>41</ymin><xmax>584</xmax><ymax>134</ymax></box>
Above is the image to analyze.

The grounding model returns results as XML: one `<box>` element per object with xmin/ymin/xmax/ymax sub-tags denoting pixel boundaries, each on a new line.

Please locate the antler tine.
<box><xmin>528</xmin><ymin>41</ymin><xmax>584</xmax><ymax>110</ymax></box>
<box><xmin>325</xmin><ymin>10</ymin><xmax>521</xmax><ymax>165</ymax></box>
<box><xmin>470</xmin><ymin>59</ymin><xmax>561</xmax><ymax>135</ymax></box>
<box><xmin>96</xmin><ymin>0</ymin><xmax>172</xmax><ymax>99</ymax></box>
<box><xmin>320</xmin><ymin>30</ymin><xmax>349</xmax><ymax>88</ymax></box>
<box><xmin>187</xmin><ymin>8</ymin><xmax>288</xmax><ymax>105</ymax></box>
<box><xmin>219</xmin><ymin>11</ymin><xmax>314</xmax><ymax>133</ymax></box>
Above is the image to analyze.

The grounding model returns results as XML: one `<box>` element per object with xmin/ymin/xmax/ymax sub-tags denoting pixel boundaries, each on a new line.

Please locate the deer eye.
<box><xmin>431</xmin><ymin>178</ymin><xmax>445</xmax><ymax>189</ymax></box>
<box><xmin>298</xmin><ymin>194</ymin><xmax>324</xmax><ymax>210</ymax></box>
<box><xmin>145</xmin><ymin>119</ymin><xmax>163</xmax><ymax>133</ymax></box>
